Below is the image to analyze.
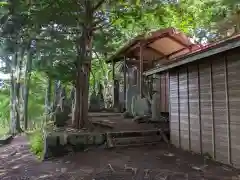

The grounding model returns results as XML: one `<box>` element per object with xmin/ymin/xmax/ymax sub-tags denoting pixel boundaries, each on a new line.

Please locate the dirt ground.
<box><xmin>0</xmin><ymin>136</ymin><xmax>239</xmax><ymax>180</ymax></box>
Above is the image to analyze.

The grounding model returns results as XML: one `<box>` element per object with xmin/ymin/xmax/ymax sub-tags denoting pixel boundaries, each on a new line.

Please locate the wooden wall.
<box><xmin>169</xmin><ymin>48</ymin><xmax>240</xmax><ymax>168</ymax></box>
<box><xmin>155</xmin><ymin>71</ymin><xmax>169</xmax><ymax>112</ymax></box>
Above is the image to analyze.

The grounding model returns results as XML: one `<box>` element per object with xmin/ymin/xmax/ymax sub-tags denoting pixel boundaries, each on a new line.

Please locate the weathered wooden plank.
<box><xmin>197</xmin><ymin>64</ymin><xmax>203</xmax><ymax>154</ymax></box>
<box><xmin>160</xmin><ymin>73</ymin><xmax>166</xmax><ymax>112</ymax></box>
<box><xmin>177</xmin><ymin>70</ymin><xmax>181</xmax><ymax>148</ymax></box>
<box><xmin>212</xmin><ymin>58</ymin><xmax>228</xmax><ymax>164</ymax></box>
<box><xmin>224</xmin><ymin>56</ymin><xmax>232</xmax><ymax>165</ymax></box>
<box><xmin>227</xmin><ymin>51</ymin><xmax>240</xmax><ymax>168</ymax></box>
<box><xmin>166</xmin><ymin>72</ymin><xmax>169</xmax><ymax>112</ymax></box>
<box><xmin>179</xmin><ymin>67</ymin><xmax>189</xmax><ymax>150</ymax></box>
<box><xmin>199</xmin><ymin>62</ymin><xmax>213</xmax><ymax>157</ymax></box>
<box><xmin>187</xmin><ymin>66</ymin><xmax>191</xmax><ymax>151</ymax></box>
<box><xmin>169</xmin><ymin>70</ymin><xmax>179</xmax><ymax>147</ymax></box>
<box><xmin>188</xmin><ymin>64</ymin><xmax>201</xmax><ymax>153</ymax></box>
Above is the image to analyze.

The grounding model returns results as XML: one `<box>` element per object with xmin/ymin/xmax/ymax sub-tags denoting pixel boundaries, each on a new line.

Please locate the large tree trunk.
<box><xmin>10</xmin><ymin>70</ymin><xmax>16</xmax><ymax>134</ymax></box>
<box><xmin>10</xmin><ymin>52</ymin><xmax>23</xmax><ymax>135</ymax></box>
<box><xmin>72</xmin><ymin>0</ymin><xmax>93</xmax><ymax>129</ymax></box>
<box><xmin>23</xmin><ymin>47</ymin><xmax>33</xmax><ymax>130</ymax></box>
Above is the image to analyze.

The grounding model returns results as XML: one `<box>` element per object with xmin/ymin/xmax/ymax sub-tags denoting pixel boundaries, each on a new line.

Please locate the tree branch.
<box><xmin>93</xmin><ymin>0</ymin><xmax>106</xmax><ymax>12</ymax></box>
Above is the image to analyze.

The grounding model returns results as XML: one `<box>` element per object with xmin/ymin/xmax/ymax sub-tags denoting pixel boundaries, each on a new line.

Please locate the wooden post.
<box><xmin>139</xmin><ymin>42</ymin><xmax>143</xmax><ymax>98</ymax></box>
<box><xmin>123</xmin><ymin>56</ymin><xmax>127</xmax><ymax>110</ymax></box>
<box><xmin>112</xmin><ymin>60</ymin><xmax>118</xmax><ymax>109</ymax></box>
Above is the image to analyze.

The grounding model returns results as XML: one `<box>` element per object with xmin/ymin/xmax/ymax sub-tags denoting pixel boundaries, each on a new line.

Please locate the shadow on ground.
<box><xmin>0</xmin><ymin>136</ymin><xmax>239</xmax><ymax>180</ymax></box>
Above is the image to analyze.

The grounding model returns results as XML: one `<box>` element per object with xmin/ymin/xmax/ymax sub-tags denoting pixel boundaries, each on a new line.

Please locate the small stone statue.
<box><xmin>54</xmin><ymin>87</ymin><xmax>71</xmax><ymax>127</ymax></box>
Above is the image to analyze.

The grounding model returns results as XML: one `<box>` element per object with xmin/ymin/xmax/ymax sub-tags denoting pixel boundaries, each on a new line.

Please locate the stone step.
<box><xmin>108</xmin><ymin>129</ymin><xmax>160</xmax><ymax>138</ymax></box>
<box><xmin>112</xmin><ymin>136</ymin><xmax>162</xmax><ymax>147</ymax></box>
<box><xmin>106</xmin><ymin>129</ymin><xmax>167</xmax><ymax>148</ymax></box>
<box><xmin>0</xmin><ymin>134</ymin><xmax>13</xmax><ymax>146</ymax></box>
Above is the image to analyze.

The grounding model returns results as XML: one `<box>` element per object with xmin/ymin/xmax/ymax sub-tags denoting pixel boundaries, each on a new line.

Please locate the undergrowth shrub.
<box><xmin>28</xmin><ymin>130</ymin><xmax>44</xmax><ymax>159</ymax></box>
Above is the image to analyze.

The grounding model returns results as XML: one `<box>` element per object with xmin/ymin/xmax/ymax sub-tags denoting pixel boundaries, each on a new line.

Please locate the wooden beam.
<box><xmin>126</xmin><ymin>59</ymin><xmax>149</xmax><ymax>63</ymax></box>
<box><xmin>144</xmin><ymin>33</ymin><xmax>169</xmax><ymax>47</ymax></box>
<box><xmin>152</xmin><ymin>47</ymin><xmax>187</xmax><ymax>63</ymax></box>
<box><xmin>146</xmin><ymin>46</ymin><xmax>165</xmax><ymax>57</ymax></box>
<box><xmin>168</xmin><ymin>35</ymin><xmax>189</xmax><ymax>49</ymax></box>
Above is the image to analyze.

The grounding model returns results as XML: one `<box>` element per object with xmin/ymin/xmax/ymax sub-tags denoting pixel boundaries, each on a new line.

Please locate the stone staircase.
<box><xmin>106</xmin><ymin>129</ymin><xmax>169</xmax><ymax>148</ymax></box>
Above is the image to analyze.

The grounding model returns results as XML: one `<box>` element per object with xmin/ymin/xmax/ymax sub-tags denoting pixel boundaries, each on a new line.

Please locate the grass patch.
<box><xmin>0</xmin><ymin>127</ymin><xmax>9</xmax><ymax>136</ymax></box>
<box><xmin>27</xmin><ymin>130</ymin><xmax>44</xmax><ymax>159</ymax></box>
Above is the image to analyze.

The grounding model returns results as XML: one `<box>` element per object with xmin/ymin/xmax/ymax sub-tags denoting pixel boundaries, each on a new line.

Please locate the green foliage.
<box><xmin>0</xmin><ymin>72</ymin><xmax>46</xmax><ymax>130</ymax></box>
<box><xmin>0</xmin><ymin>0</ymin><xmax>239</xmax><ymax>134</ymax></box>
<box><xmin>0</xmin><ymin>87</ymin><xmax>10</xmax><ymax>127</ymax></box>
<box><xmin>28</xmin><ymin>130</ymin><xmax>44</xmax><ymax>159</ymax></box>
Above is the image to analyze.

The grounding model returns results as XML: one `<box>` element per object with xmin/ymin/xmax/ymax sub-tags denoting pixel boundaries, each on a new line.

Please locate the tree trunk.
<box><xmin>10</xmin><ymin>70</ymin><xmax>16</xmax><ymax>135</ymax></box>
<box><xmin>45</xmin><ymin>76</ymin><xmax>52</xmax><ymax>122</ymax></box>
<box><xmin>72</xmin><ymin>0</ymin><xmax>101</xmax><ymax>129</ymax></box>
<box><xmin>73</xmin><ymin>30</ymin><xmax>93</xmax><ymax>129</ymax></box>
<box><xmin>23</xmin><ymin>48</ymin><xmax>33</xmax><ymax>130</ymax></box>
<box><xmin>10</xmin><ymin>52</ymin><xmax>23</xmax><ymax>135</ymax></box>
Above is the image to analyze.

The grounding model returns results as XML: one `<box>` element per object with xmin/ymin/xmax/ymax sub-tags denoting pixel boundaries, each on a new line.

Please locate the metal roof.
<box><xmin>106</xmin><ymin>27</ymin><xmax>201</xmax><ymax>64</ymax></box>
<box><xmin>143</xmin><ymin>34</ymin><xmax>240</xmax><ymax>76</ymax></box>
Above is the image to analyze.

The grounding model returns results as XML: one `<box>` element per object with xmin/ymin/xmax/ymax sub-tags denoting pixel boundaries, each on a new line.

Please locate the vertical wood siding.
<box><xmin>228</xmin><ymin>52</ymin><xmax>240</xmax><ymax>167</ymax></box>
<box><xmin>169</xmin><ymin>70</ymin><xmax>179</xmax><ymax>147</ymax></box>
<box><xmin>169</xmin><ymin>48</ymin><xmax>240</xmax><ymax>168</ymax></box>
<box><xmin>212</xmin><ymin>58</ymin><xmax>228</xmax><ymax>163</ymax></box>
<box><xmin>188</xmin><ymin>64</ymin><xmax>201</xmax><ymax>153</ymax></box>
<box><xmin>199</xmin><ymin>63</ymin><xmax>213</xmax><ymax>157</ymax></box>
<box><xmin>179</xmin><ymin>67</ymin><xmax>189</xmax><ymax>150</ymax></box>
<box><xmin>159</xmin><ymin>72</ymin><xmax>169</xmax><ymax>112</ymax></box>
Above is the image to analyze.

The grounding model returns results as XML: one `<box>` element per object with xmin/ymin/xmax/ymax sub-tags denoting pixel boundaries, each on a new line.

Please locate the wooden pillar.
<box><xmin>112</xmin><ymin>61</ymin><xmax>119</xmax><ymax>109</ymax></box>
<box><xmin>123</xmin><ymin>56</ymin><xmax>127</xmax><ymax>110</ymax></box>
<box><xmin>139</xmin><ymin>42</ymin><xmax>143</xmax><ymax>98</ymax></box>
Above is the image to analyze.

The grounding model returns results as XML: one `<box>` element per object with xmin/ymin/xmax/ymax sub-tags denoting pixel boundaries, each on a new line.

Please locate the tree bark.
<box><xmin>72</xmin><ymin>0</ymin><xmax>94</xmax><ymax>129</ymax></box>
<box><xmin>10</xmin><ymin>52</ymin><xmax>23</xmax><ymax>135</ymax></box>
<box><xmin>45</xmin><ymin>76</ymin><xmax>52</xmax><ymax>122</ymax></box>
<box><xmin>23</xmin><ymin>47</ymin><xmax>33</xmax><ymax>130</ymax></box>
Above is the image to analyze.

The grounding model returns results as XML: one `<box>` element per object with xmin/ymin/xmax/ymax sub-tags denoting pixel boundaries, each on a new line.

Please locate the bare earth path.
<box><xmin>0</xmin><ymin>136</ymin><xmax>239</xmax><ymax>180</ymax></box>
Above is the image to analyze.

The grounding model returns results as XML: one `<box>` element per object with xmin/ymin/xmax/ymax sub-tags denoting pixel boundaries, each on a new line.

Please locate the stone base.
<box><xmin>131</xmin><ymin>95</ymin><xmax>151</xmax><ymax>117</ymax></box>
<box><xmin>43</xmin><ymin>128</ymin><xmax>106</xmax><ymax>160</ymax></box>
<box><xmin>0</xmin><ymin>135</ymin><xmax>13</xmax><ymax>146</ymax></box>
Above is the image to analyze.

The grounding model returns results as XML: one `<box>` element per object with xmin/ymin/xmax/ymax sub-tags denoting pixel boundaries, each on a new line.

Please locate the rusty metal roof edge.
<box><xmin>143</xmin><ymin>36</ymin><xmax>240</xmax><ymax>76</ymax></box>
